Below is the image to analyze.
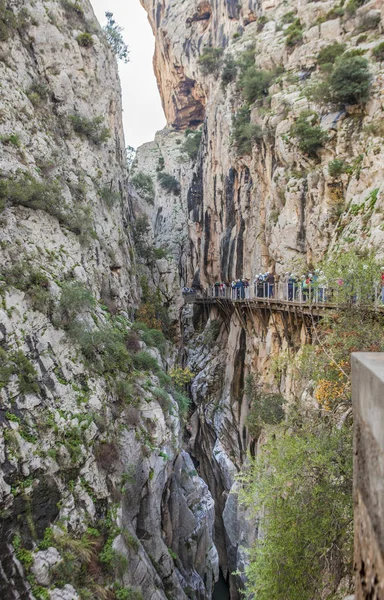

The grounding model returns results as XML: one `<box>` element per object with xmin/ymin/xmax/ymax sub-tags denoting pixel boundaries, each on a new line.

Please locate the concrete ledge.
<box><xmin>352</xmin><ymin>353</ymin><xmax>384</xmax><ymax>599</ymax></box>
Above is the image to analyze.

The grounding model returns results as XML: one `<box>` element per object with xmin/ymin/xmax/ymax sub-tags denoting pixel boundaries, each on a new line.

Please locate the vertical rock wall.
<box><xmin>0</xmin><ymin>1</ymin><xmax>218</xmax><ymax>598</ymax></box>
<box><xmin>136</xmin><ymin>0</ymin><xmax>384</xmax><ymax>596</ymax></box>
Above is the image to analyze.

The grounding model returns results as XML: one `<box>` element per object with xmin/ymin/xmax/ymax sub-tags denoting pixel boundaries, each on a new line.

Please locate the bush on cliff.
<box><xmin>181</xmin><ymin>130</ymin><xmax>202</xmax><ymax>161</ymax></box>
<box><xmin>69</xmin><ymin>114</ymin><xmax>110</xmax><ymax>145</ymax></box>
<box><xmin>157</xmin><ymin>172</ymin><xmax>180</xmax><ymax>195</ymax></box>
<box><xmin>232</xmin><ymin>106</ymin><xmax>264</xmax><ymax>155</ymax></box>
<box><xmin>240</xmin><ymin>67</ymin><xmax>275</xmax><ymax>104</ymax></box>
<box><xmin>1</xmin><ymin>261</ymin><xmax>52</xmax><ymax>314</ymax></box>
<box><xmin>284</xmin><ymin>19</ymin><xmax>303</xmax><ymax>47</ymax></box>
<box><xmin>76</xmin><ymin>32</ymin><xmax>93</xmax><ymax>47</ymax></box>
<box><xmin>221</xmin><ymin>56</ymin><xmax>238</xmax><ymax>87</ymax></box>
<box><xmin>245</xmin><ymin>375</ymin><xmax>285</xmax><ymax>439</ymax></box>
<box><xmin>328</xmin><ymin>54</ymin><xmax>371</xmax><ymax>105</ymax></box>
<box><xmin>198</xmin><ymin>46</ymin><xmax>224</xmax><ymax>75</ymax></box>
<box><xmin>310</xmin><ymin>53</ymin><xmax>371</xmax><ymax>106</ymax></box>
<box><xmin>0</xmin><ymin>1</ymin><xmax>16</xmax><ymax>41</ymax></box>
<box><xmin>373</xmin><ymin>42</ymin><xmax>384</xmax><ymax>62</ymax></box>
<box><xmin>0</xmin><ymin>174</ymin><xmax>94</xmax><ymax>238</ymax></box>
<box><xmin>289</xmin><ymin>111</ymin><xmax>328</xmax><ymax>157</ymax></box>
<box><xmin>317</xmin><ymin>42</ymin><xmax>346</xmax><ymax>72</ymax></box>
<box><xmin>133</xmin><ymin>215</ymin><xmax>168</xmax><ymax>264</ymax></box>
<box><xmin>130</xmin><ymin>172</ymin><xmax>155</xmax><ymax>204</ymax></box>
<box><xmin>239</xmin><ymin>422</ymin><xmax>353</xmax><ymax>600</ymax></box>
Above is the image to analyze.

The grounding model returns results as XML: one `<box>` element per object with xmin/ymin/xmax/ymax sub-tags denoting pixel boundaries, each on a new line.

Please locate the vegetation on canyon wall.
<box><xmin>240</xmin><ymin>251</ymin><xmax>384</xmax><ymax>599</ymax></box>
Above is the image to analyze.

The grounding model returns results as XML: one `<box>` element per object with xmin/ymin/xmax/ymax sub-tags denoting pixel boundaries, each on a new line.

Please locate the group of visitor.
<box><xmin>182</xmin><ymin>267</ymin><xmax>384</xmax><ymax>305</ymax></box>
<box><xmin>208</xmin><ymin>271</ymin><xmax>321</xmax><ymax>301</ymax></box>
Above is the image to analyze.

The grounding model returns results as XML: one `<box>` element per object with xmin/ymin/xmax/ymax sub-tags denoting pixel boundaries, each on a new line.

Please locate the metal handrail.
<box><xmin>191</xmin><ymin>281</ymin><xmax>382</xmax><ymax>308</ymax></box>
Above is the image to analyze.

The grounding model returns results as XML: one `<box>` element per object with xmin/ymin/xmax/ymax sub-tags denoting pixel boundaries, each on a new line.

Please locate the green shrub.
<box><xmin>284</xmin><ymin>19</ymin><xmax>303</xmax><ymax>47</ymax></box>
<box><xmin>221</xmin><ymin>56</ymin><xmax>238</xmax><ymax>87</ymax></box>
<box><xmin>141</xmin><ymin>330</ymin><xmax>166</xmax><ymax>353</ymax></box>
<box><xmin>69</xmin><ymin>114</ymin><xmax>110</xmax><ymax>144</ymax></box>
<box><xmin>356</xmin><ymin>34</ymin><xmax>368</xmax><ymax>45</ymax></box>
<box><xmin>132</xmin><ymin>351</ymin><xmax>159</xmax><ymax>373</ymax></box>
<box><xmin>345</xmin><ymin>0</ymin><xmax>367</xmax><ymax>15</ymax></box>
<box><xmin>172</xmin><ymin>390</ymin><xmax>190</xmax><ymax>418</ymax></box>
<box><xmin>232</xmin><ymin>106</ymin><xmax>264</xmax><ymax>155</ymax></box>
<box><xmin>132</xmin><ymin>320</ymin><xmax>167</xmax><ymax>353</ymax></box>
<box><xmin>328</xmin><ymin>54</ymin><xmax>371</xmax><ymax>105</ymax></box>
<box><xmin>0</xmin><ymin>1</ymin><xmax>17</xmax><ymax>41</ymax></box>
<box><xmin>324</xmin><ymin>5</ymin><xmax>344</xmax><ymax>20</ymax></box>
<box><xmin>68</xmin><ymin>322</ymin><xmax>132</xmax><ymax>375</ymax></box>
<box><xmin>115</xmin><ymin>379</ymin><xmax>134</xmax><ymax>404</ymax></box>
<box><xmin>0</xmin><ymin>349</ymin><xmax>39</xmax><ymax>395</ymax></box>
<box><xmin>157</xmin><ymin>370</ymin><xmax>173</xmax><ymax>390</ymax></box>
<box><xmin>0</xmin><ymin>134</ymin><xmax>21</xmax><ymax>147</ymax></box>
<box><xmin>77</xmin><ymin>32</ymin><xmax>93</xmax><ymax>47</ymax></box>
<box><xmin>198</xmin><ymin>47</ymin><xmax>224</xmax><ymax>75</ymax></box>
<box><xmin>317</xmin><ymin>42</ymin><xmax>346</xmax><ymax>71</ymax></box>
<box><xmin>281</xmin><ymin>11</ymin><xmax>296</xmax><ymax>24</ymax></box>
<box><xmin>240</xmin><ymin>67</ymin><xmax>275</xmax><ymax>104</ymax></box>
<box><xmin>131</xmin><ymin>172</ymin><xmax>155</xmax><ymax>204</ymax></box>
<box><xmin>61</xmin><ymin>0</ymin><xmax>84</xmax><ymax>17</ymax></box>
<box><xmin>181</xmin><ymin>130</ymin><xmax>202</xmax><ymax>161</ymax></box>
<box><xmin>58</xmin><ymin>281</ymin><xmax>95</xmax><ymax>324</ymax></box>
<box><xmin>153</xmin><ymin>387</ymin><xmax>171</xmax><ymax>411</ymax></box>
<box><xmin>373</xmin><ymin>42</ymin><xmax>384</xmax><ymax>62</ymax></box>
<box><xmin>26</xmin><ymin>80</ymin><xmax>49</xmax><ymax>106</ymax></box>
<box><xmin>328</xmin><ymin>159</ymin><xmax>349</xmax><ymax>177</ymax></box>
<box><xmin>289</xmin><ymin>111</ymin><xmax>328</xmax><ymax>157</ymax></box>
<box><xmin>257</xmin><ymin>15</ymin><xmax>268</xmax><ymax>32</ymax></box>
<box><xmin>237</xmin><ymin>45</ymin><xmax>256</xmax><ymax>74</ymax></box>
<box><xmin>157</xmin><ymin>172</ymin><xmax>180</xmax><ymax>195</ymax></box>
<box><xmin>0</xmin><ymin>174</ymin><xmax>59</xmax><ymax>212</ymax></box>
<box><xmin>114</xmin><ymin>586</ymin><xmax>144</xmax><ymax>600</ymax></box>
<box><xmin>99</xmin><ymin>185</ymin><xmax>120</xmax><ymax>207</ymax></box>
<box><xmin>103</xmin><ymin>11</ymin><xmax>130</xmax><ymax>63</ymax></box>
<box><xmin>239</xmin><ymin>423</ymin><xmax>353</xmax><ymax>600</ymax></box>
<box><xmin>2</xmin><ymin>262</ymin><xmax>52</xmax><ymax>313</ymax></box>
<box><xmin>0</xmin><ymin>174</ymin><xmax>93</xmax><ymax>236</ymax></box>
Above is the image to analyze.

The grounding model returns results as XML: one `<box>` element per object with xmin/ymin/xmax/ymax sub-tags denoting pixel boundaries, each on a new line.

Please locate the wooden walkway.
<box><xmin>186</xmin><ymin>295</ymin><xmax>384</xmax><ymax>317</ymax></box>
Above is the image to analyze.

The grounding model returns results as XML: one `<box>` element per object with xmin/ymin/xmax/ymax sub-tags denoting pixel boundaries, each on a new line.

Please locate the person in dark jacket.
<box><xmin>267</xmin><ymin>272</ymin><xmax>275</xmax><ymax>298</ymax></box>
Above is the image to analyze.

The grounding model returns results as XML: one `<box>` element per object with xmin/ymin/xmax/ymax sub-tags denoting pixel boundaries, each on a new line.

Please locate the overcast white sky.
<box><xmin>91</xmin><ymin>0</ymin><xmax>166</xmax><ymax>149</ymax></box>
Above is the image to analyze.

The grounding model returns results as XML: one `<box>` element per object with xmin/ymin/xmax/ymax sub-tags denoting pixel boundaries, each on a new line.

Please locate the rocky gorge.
<box><xmin>1</xmin><ymin>0</ymin><xmax>384</xmax><ymax>599</ymax></box>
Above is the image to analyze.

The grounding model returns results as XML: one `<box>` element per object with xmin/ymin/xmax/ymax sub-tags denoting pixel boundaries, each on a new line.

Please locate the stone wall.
<box><xmin>352</xmin><ymin>353</ymin><xmax>384</xmax><ymax>600</ymax></box>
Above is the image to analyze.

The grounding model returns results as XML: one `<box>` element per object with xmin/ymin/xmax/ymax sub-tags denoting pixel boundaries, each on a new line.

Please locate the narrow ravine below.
<box><xmin>212</xmin><ymin>570</ymin><xmax>230</xmax><ymax>599</ymax></box>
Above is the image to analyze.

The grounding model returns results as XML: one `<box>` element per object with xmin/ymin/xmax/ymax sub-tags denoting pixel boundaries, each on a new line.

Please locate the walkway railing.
<box><xmin>184</xmin><ymin>281</ymin><xmax>383</xmax><ymax>309</ymax></box>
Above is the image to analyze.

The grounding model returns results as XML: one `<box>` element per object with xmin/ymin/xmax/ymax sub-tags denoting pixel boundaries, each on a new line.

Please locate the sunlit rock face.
<box><xmin>140</xmin><ymin>0</ymin><xmax>384</xmax><ymax>286</ymax></box>
<box><xmin>135</xmin><ymin>0</ymin><xmax>384</xmax><ymax>597</ymax></box>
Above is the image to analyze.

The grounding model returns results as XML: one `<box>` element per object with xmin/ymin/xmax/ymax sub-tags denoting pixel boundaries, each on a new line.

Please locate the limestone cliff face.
<box><xmin>0</xmin><ymin>2</ymin><xmax>217</xmax><ymax>598</ymax></box>
<box><xmin>141</xmin><ymin>0</ymin><xmax>384</xmax><ymax>284</ymax></box>
<box><xmin>135</xmin><ymin>0</ymin><xmax>384</xmax><ymax>597</ymax></box>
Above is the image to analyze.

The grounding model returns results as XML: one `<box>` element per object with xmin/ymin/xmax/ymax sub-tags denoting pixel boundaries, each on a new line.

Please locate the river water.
<box><xmin>212</xmin><ymin>571</ymin><xmax>230</xmax><ymax>599</ymax></box>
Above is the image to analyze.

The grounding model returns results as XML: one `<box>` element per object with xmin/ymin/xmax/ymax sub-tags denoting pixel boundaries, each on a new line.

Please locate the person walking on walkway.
<box><xmin>267</xmin><ymin>272</ymin><xmax>275</xmax><ymax>298</ymax></box>
<box><xmin>288</xmin><ymin>273</ymin><xmax>296</xmax><ymax>301</ymax></box>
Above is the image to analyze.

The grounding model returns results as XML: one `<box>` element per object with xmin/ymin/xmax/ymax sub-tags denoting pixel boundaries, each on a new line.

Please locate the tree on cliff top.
<box><xmin>103</xmin><ymin>12</ymin><xmax>130</xmax><ymax>63</ymax></box>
